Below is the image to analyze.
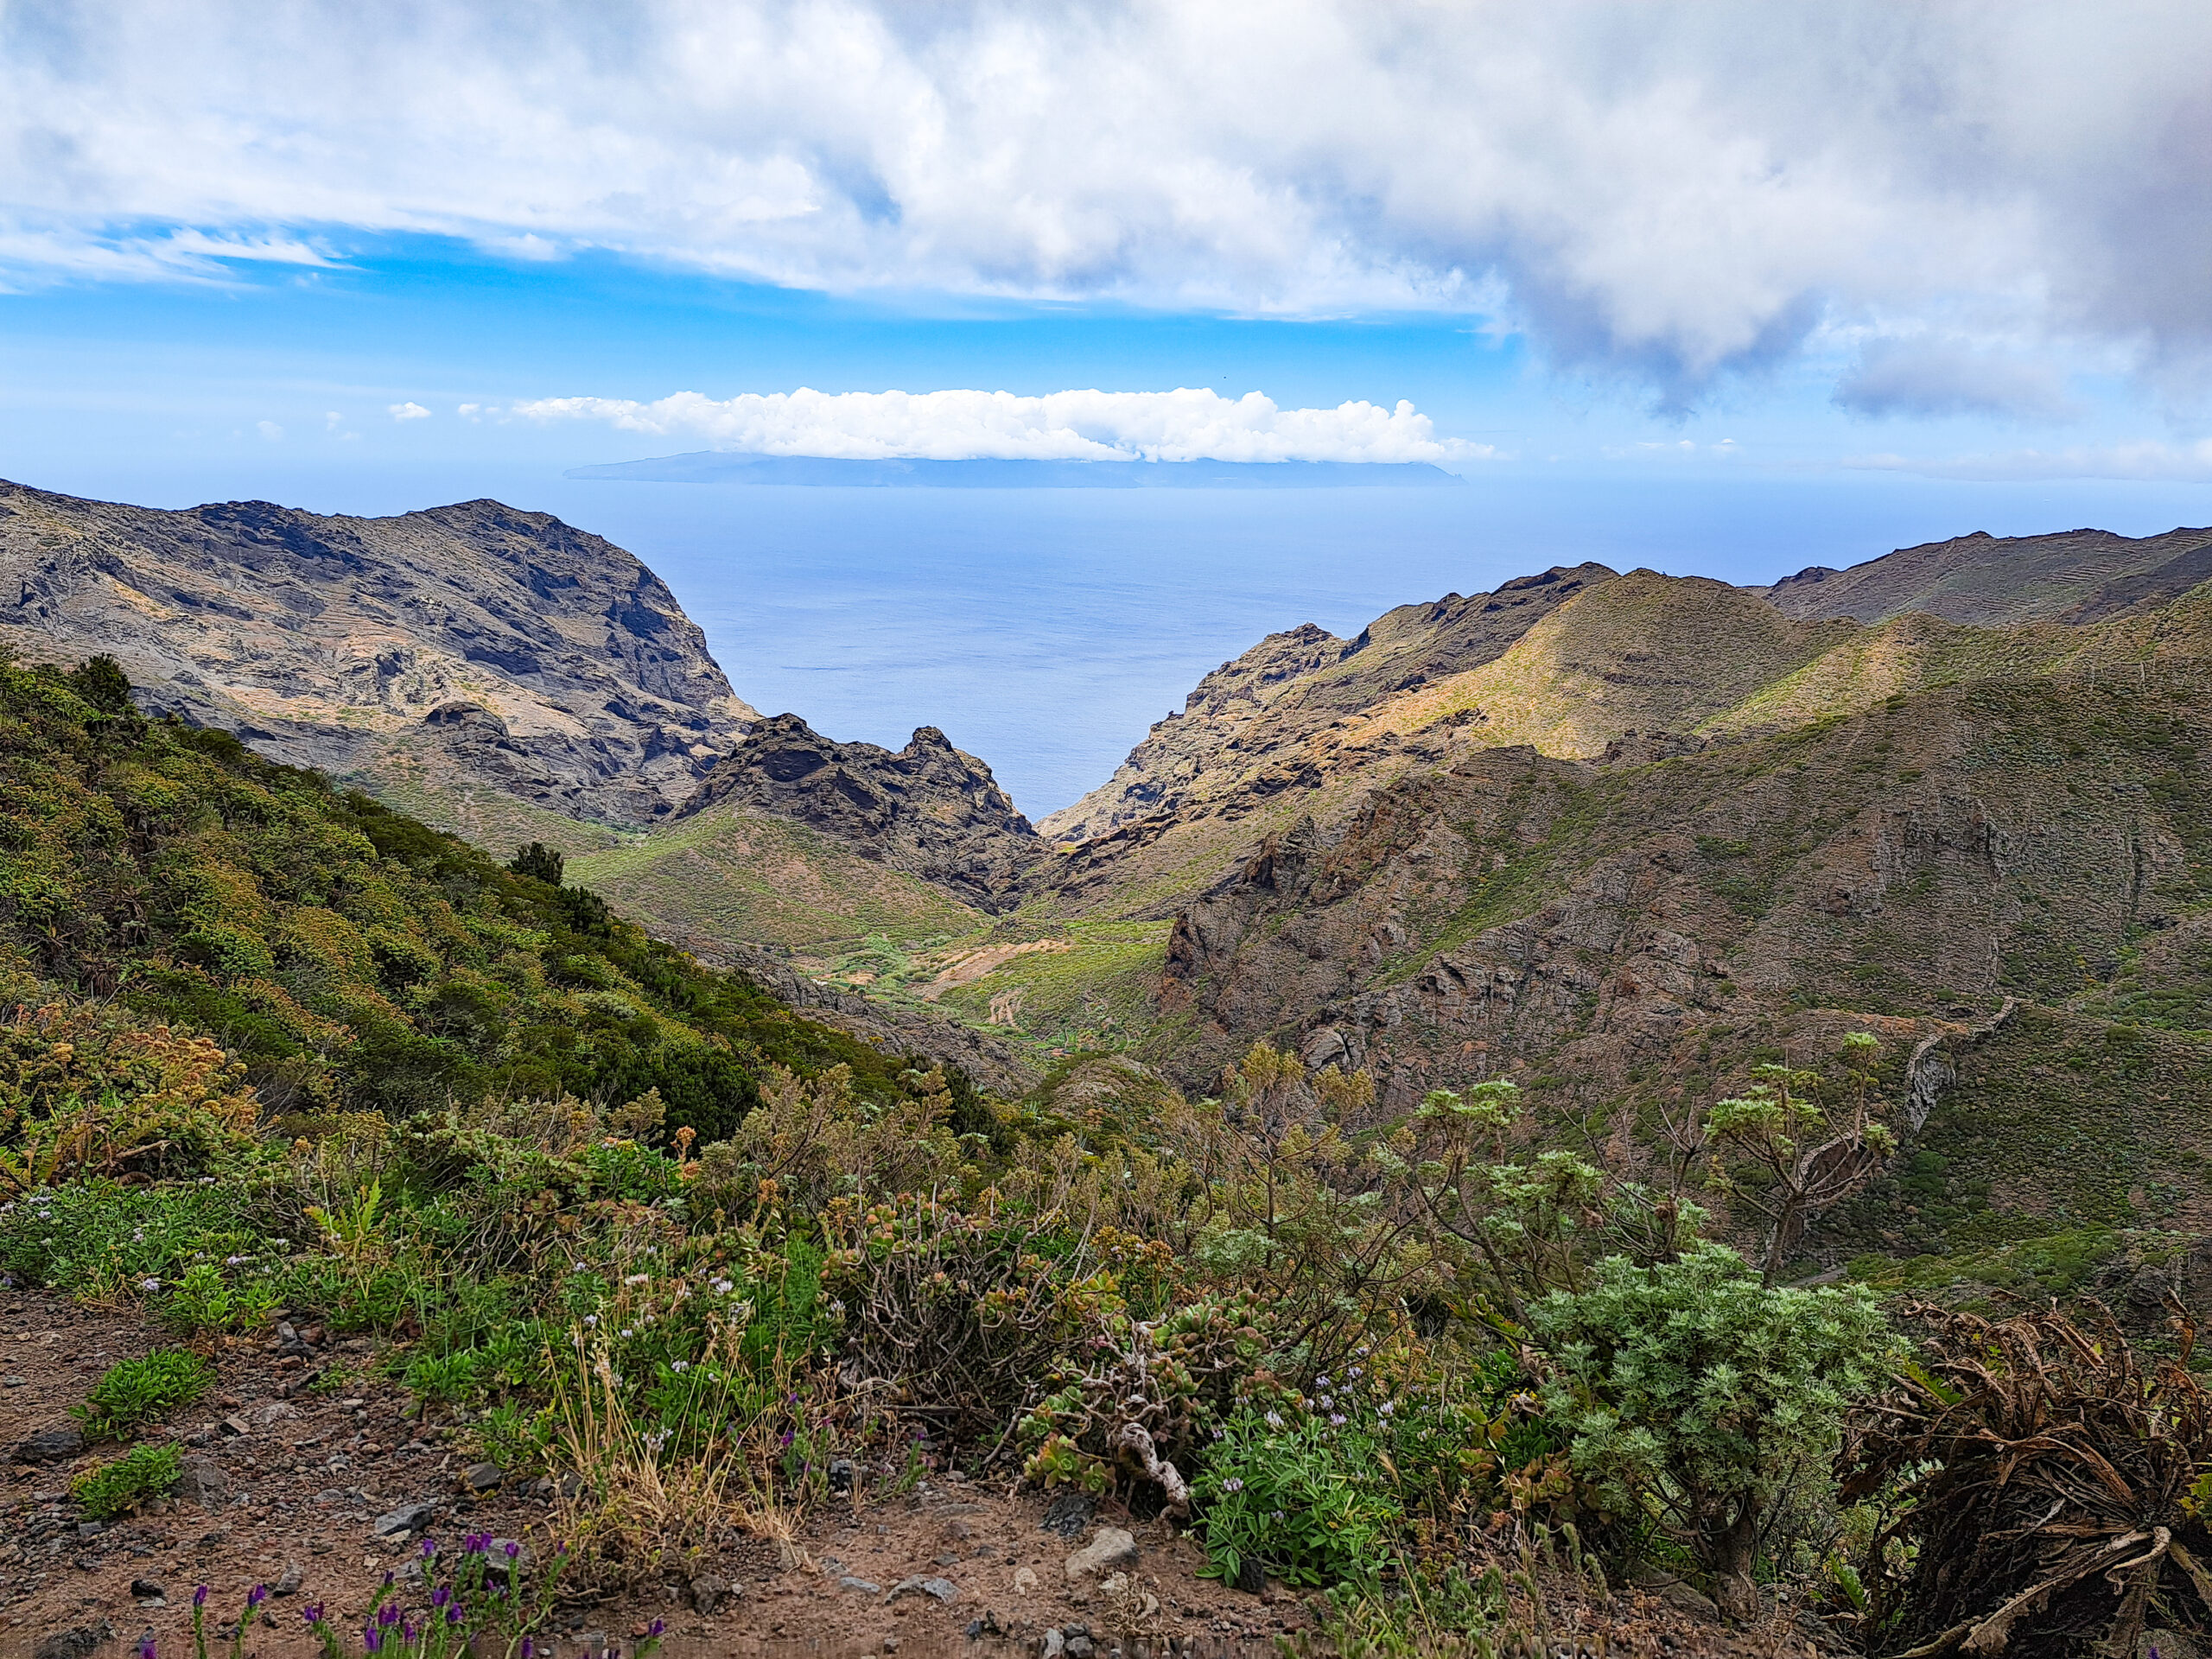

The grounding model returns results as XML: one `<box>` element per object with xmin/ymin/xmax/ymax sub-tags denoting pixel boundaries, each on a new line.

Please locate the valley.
<box><xmin>6</xmin><ymin>478</ymin><xmax>2211</xmax><ymax>1654</ymax></box>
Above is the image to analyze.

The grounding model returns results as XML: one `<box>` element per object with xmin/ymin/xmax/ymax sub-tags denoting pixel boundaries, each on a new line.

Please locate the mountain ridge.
<box><xmin>0</xmin><ymin>480</ymin><xmax>756</xmax><ymax>852</ymax></box>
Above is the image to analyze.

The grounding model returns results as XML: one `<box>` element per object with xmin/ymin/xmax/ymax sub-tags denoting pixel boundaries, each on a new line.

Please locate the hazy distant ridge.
<box><xmin>566</xmin><ymin>452</ymin><xmax>1467</xmax><ymax>488</ymax></box>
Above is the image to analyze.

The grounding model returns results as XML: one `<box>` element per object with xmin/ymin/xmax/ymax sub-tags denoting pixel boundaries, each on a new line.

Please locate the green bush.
<box><xmin>72</xmin><ymin>1442</ymin><xmax>182</xmax><ymax>1518</ymax></box>
<box><xmin>1532</xmin><ymin>1241</ymin><xmax>1898</xmax><ymax>1620</ymax></box>
<box><xmin>76</xmin><ymin>1348</ymin><xmax>213</xmax><ymax>1440</ymax></box>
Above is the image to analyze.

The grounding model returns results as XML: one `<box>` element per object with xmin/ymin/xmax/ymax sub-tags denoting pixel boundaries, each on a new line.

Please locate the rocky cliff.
<box><xmin>674</xmin><ymin>712</ymin><xmax>1046</xmax><ymax>912</ymax></box>
<box><xmin>0</xmin><ymin>481</ymin><xmax>755</xmax><ymax>847</ymax></box>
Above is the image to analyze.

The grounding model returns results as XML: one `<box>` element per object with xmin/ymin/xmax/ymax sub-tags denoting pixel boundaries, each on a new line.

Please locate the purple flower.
<box><xmin>422</xmin><ymin>1536</ymin><xmax>437</xmax><ymax>1557</ymax></box>
<box><xmin>505</xmin><ymin>1540</ymin><xmax>520</xmax><ymax>1560</ymax></box>
<box><xmin>402</xmin><ymin>1618</ymin><xmax>420</xmax><ymax>1643</ymax></box>
<box><xmin>430</xmin><ymin>1587</ymin><xmax>450</xmax><ymax>1610</ymax></box>
<box><xmin>137</xmin><ymin>1639</ymin><xmax>156</xmax><ymax>1659</ymax></box>
<box><xmin>648</xmin><ymin>1618</ymin><xmax>665</xmax><ymax>1637</ymax></box>
<box><xmin>193</xmin><ymin>1585</ymin><xmax>209</xmax><ymax>1609</ymax></box>
<box><xmin>521</xmin><ymin>1639</ymin><xmax>536</xmax><ymax>1659</ymax></box>
<box><xmin>302</xmin><ymin>1603</ymin><xmax>326</xmax><ymax>1625</ymax></box>
<box><xmin>248</xmin><ymin>1585</ymin><xmax>268</xmax><ymax>1608</ymax></box>
<box><xmin>447</xmin><ymin>1605</ymin><xmax>465</xmax><ymax>1626</ymax></box>
<box><xmin>378</xmin><ymin>1603</ymin><xmax>400</xmax><ymax>1628</ymax></box>
<box><xmin>382</xmin><ymin>1570</ymin><xmax>395</xmax><ymax>1588</ymax></box>
<box><xmin>363</xmin><ymin>1626</ymin><xmax>382</xmax><ymax>1654</ymax></box>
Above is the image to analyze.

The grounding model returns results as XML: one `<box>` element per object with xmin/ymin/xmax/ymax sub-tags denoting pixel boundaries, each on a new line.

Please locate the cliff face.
<box><xmin>677</xmin><ymin>713</ymin><xmax>1046</xmax><ymax>912</ymax></box>
<box><xmin>0</xmin><ymin>481</ymin><xmax>755</xmax><ymax>842</ymax></box>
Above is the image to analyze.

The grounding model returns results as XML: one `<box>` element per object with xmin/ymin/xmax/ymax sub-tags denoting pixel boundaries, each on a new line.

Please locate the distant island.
<box><xmin>564</xmin><ymin>451</ymin><xmax>1467</xmax><ymax>487</ymax></box>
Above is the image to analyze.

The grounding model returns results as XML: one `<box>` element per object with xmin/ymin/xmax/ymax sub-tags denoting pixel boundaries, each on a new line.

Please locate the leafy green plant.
<box><xmin>1194</xmin><ymin>1398</ymin><xmax>1405</xmax><ymax>1588</ymax></box>
<box><xmin>162</xmin><ymin>1260</ymin><xmax>279</xmax><ymax>1334</ymax></box>
<box><xmin>72</xmin><ymin>1441</ymin><xmax>182</xmax><ymax>1518</ymax></box>
<box><xmin>76</xmin><ymin>1347</ymin><xmax>213</xmax><ymax>1440</ymax></box>
<box><xmin>1532</xmin><ymin>1241</ymin><xmax>1898</xmax><ymax>1622</ymax></box>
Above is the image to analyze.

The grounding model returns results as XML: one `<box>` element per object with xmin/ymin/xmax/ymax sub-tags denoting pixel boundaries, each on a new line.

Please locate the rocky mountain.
<box><xmin>1039</xmin><ymin>563</ymin><xmax>1615</xmax><ymax>843</ymax></box>
<box><xmin>859</xmin><ymin>524</ymin><xmax>2212</xmax><ymax>1267</ymax></box>
<box><xmin>0</xmin><ymin>480</ymin><xmax>755</xmax><ymax>852</ymax></box>
<box><xmin>599</xmin><ymin>712</ymin><xmax>1046</xmax><ymax>921</ymax></box>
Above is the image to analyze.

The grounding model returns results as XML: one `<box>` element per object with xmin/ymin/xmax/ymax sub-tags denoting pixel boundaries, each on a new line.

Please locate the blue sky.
<box><xmin>4</xmin><ymin>3</ymin><xmax>2212</xmax><ymax>518</ymax></box>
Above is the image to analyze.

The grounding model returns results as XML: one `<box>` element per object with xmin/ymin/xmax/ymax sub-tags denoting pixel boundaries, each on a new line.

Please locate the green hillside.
<box><xmin>0</xmin><ymin>650</ymin><xmax>938</xmax><ymax>1142</ymax></box>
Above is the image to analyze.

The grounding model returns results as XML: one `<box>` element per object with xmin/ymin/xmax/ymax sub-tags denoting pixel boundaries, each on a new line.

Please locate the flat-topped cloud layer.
<box><xmin>513</xmin><ymin>387</ymin><xmax>1497</xmax><ymax>467</ymax></box>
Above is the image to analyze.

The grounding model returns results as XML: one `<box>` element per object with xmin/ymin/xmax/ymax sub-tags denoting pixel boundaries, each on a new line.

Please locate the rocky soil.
<box><xmin>0</xmin><ymin>1290</ymin><xmax>1776</xmax><ymax>1659</ymax></box>
<box><xmin>0</xmin><ymin>482</ymin><xmax>754</xmax><ymax>842</ymax></box>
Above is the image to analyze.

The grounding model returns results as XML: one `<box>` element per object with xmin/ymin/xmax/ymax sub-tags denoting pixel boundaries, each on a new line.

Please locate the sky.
<box><xmin>3</xmin><ymin>0</ymin><xmax>2211</xmax><ymax>498</ymax></box>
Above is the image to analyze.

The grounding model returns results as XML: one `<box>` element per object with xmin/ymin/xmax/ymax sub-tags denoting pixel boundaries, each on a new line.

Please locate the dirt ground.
<box><xmin>1</xmin><ymin>1287</ymin><xmax>1795</xmax><ymax>1659</ymax></box>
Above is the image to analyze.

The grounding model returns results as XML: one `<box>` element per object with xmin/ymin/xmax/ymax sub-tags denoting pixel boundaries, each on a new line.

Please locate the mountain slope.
<box><xmin>0</xmin><ymin>651</ymin><xmax>987</xmax><ymax>1135</ymax></box>
<box><xmin>0</xmin><ymin>481</ymin><xmax>755</xmax><ymax>849</ymax></box>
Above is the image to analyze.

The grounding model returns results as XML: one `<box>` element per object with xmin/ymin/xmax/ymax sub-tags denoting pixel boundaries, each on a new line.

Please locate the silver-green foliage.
<box><xmin>1531</xmin><ymin>1241</ymin><xmax>1898</xmax><ymax>1620</ymax></box>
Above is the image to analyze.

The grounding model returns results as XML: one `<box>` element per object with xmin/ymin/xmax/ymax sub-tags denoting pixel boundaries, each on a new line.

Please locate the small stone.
<box><xmin>1234</xmin><ymin>1556</ymin><xmax>1265</xmax><ymax>1595</ymax></box>
<box><xmin>688</xmin><ymin>1574</ymin><xmax>735</xmax><ymax>1615</ymax></box>
<box><xmin>176</xmin><ymin>1455</ymin><xmax>226</xmax><ymax>1510</ymax></box>
<box><xmin>1014</xmin><ymin>1567</ymin><xmax>1039</xmax><ymax>1595</ymax></box>
<box><xmin>253</xmin><ymin>1402</ymin><xmax>299</xmax><ymax>1428</ymax></box>
<box><xmin>1067</xmin><ymin>1639</ymin><xmax>1096</xmax><ymax>1659</ymax></box>
<box><xmin>461</xmin><ymin>1461</ymin><xmax>503</xmax><ymax>1493</ymax></box>
<box><xmin>274</xmin><ymin>1561</ymin><xmax>304</xmax><ymax>1595</ymax></box>
<box><xmin>1065</xmin><ymin>1528</ymin><xmax>1138</xmax><ymax>1582</ymax></box>
<box><xmin>130</xmin><ymin>1578</ymin><xmax>167</xmax><ymax>1600</ymax></box>
<box><xmin>218</xmin><ymin>1415</ymin><xmax>251</xmax><ymax>1438</ymax></box>
<box><xmin>11</xmin><ymin>1423</ymin><xmax>84</xmax><ymax>1463</ymax></box>
<box><xmin>828</xmin><ymin>1458</ymin><xmax>856</xmax><ymax>1493</ymax></box>
<box><xmin>837</xmin><ymin>1576</ymin><xmax>883</xmax><ymax>1595</ymax></box>
<box><xmin>371</xmin><ymin>1499</ymin><xmax>439</xmax><ymax>1538</ymax></box>
<box><xmin>886</xmin><ymin>1575</ymin><xmax>958</xmax><ymax>1605</ymax></box>
<box><xmin>1040</xmin><ymin>1492</ymin><xmax>1096</xmax><ymax>1538</ymax></box>
<box><xmin>1041</xmin><ymin>1631</ymin><xmax>1065</xmax><ymax>1659</ymax></box>
<box><xmin>32</xmin><ymin>1624</ymin><xmax>111</xmax><ymax>1659</ymax></box>
<box><xmin>934</xmin><ymin>1552</ymin><xmax>961</xmax><ymax>1567</ymax></box>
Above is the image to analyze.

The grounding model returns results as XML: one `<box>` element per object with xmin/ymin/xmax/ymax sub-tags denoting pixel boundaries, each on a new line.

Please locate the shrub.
<box><xmin>76</xmin><ymin>1348</ymin><xmax>213</xmax><ymax>1440</ymax></box>
<box><xmin>1532</xmin><ymin>1241</ymin><xmax>1897</xmax><ymax>1622</ymax></box>
<box><xmin>72</xmin><ymin>1441</ymin><xmax>182</xmax><ymax>1518</ymax></box>
<box><xmin>0</xmin><ymin>1001</ymin><xmax>263</xmax><ymax>1193</ymax></box>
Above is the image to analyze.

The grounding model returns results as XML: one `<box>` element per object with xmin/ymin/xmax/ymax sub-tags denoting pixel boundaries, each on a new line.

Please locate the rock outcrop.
<box><xmin>0</xmin><ymin>481</ymin><xmax>754</xmax><ymax>839</ymax></box>
<box><xmin>677</xmin><ymin>713</ymin><xmax>1045</xmax><ymax>911</ymax></box>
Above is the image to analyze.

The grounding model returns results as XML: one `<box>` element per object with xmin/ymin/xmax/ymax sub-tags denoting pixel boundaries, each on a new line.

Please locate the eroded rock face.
<box><xmin>679</xmin><ymin>713</ymin><xmax>1046</xmax><ymax>911</ymax></box>
<box><xmin>0</xmin><ymin>481</ymin><xmax>754</xmax><ymax>832</ymax></box>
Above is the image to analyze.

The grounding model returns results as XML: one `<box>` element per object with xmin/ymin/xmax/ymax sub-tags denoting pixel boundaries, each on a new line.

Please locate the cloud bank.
<box><xmin>4</xmin><ymin>3</ymin><xmax>2211</xmax><ymax>402</ymax></box>
<box><xmin>513</xmin><ymin>388</ymin><xmax>1496</xmax><ymax>467</ymax></box>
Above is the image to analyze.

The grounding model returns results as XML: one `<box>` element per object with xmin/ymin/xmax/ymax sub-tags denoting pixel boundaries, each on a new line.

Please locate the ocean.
<box><xmin>30</xmin><ymin>461</ymin><xmax>2212</xmax><ymax>817</ymax></box>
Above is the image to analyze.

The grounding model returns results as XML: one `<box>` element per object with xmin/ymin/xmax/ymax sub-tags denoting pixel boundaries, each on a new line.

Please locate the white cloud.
<box><xmin>3</xmin><ymin>3</ymin><xmax>2210</xmax><ymax>403</ymax></box>
<box><xmin>255</xmin><ymin>419</ymin><xmax>282</xmax><ymax>441</ymax></box>
<box><xmin>1844</xmin><ymin>439</ymin><xmax>2212</xmax><ymax>481</ymax></box>
<box><xmin>388</xmin><ymin>401</ymin><xmax>430</xmax><ymax>421</ymax></box>
<box><xmin>512</xmin><ymin>386</ymin><xmax>1497</xmax><ymax>467</ymax></box>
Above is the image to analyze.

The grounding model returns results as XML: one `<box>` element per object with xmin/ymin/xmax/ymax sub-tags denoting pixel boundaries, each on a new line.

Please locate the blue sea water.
<box><xmin>29</xmin><ymin>460</ymin><xmax>2212</xmax><ymax>817</ymax></box>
